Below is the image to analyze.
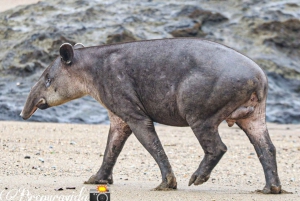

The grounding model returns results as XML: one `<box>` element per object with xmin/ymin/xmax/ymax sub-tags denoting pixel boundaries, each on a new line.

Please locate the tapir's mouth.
<box><xmin>37</xmin><ymin>103</ymin><xmax>49</xmax><ymax>110</ymax></box>
<box><xmin>36</xmin><ymin>100</ymin><xmax>49</xmax><ymax>110</ymax></box>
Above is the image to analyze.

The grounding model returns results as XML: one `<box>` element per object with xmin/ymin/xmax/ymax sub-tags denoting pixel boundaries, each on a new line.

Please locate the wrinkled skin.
<box><xmin>21</xmin><ymin>38</ymin><xmax>282</xmax><ymax>193</ymax></box>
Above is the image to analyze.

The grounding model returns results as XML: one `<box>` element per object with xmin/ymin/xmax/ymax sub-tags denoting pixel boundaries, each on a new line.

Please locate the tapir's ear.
<box><xmin>59</xmin><ymin>43</ymin><xmax>74</xmax><ymax>65</ymax></box>
<box><xmin>74</xmin><ymin>43</ymin><xmax>85</xmax><ymax>49</ymax></box>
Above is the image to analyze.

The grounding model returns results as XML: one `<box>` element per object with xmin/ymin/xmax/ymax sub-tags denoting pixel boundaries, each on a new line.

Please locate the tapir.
<box><xmin>20</xmin><ymin>38</ymin><xmax>282</xmax><ymax>194</ymax></box>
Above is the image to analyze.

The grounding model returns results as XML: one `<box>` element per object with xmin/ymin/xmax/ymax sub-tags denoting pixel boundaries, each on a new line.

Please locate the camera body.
<box><xmin>90</xmin><ymin>189</ymin><xmax>110</xmax><ymax>201</ymax></box>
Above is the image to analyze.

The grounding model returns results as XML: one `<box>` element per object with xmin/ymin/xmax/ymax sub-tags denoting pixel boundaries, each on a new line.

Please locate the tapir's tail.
<box><xmin>255</xmin><ymin>68</ymin><xmax>268</xmax><ymax>103</ymax></box>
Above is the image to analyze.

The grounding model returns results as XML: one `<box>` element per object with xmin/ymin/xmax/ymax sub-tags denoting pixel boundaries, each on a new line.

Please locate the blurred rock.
<box><xmin>188</xmin><ymin>9</ymin><xmax>228</xmax><ymax>25</ymax></box>
<box><xmin>106</xmin><ymin>27</ymin><xmax>139</xmax><ymax>44</ymax></box>
<box><xmin>177</xmin><ymin>5</ymin><xmax>228</xmax><ymax>25</ymax></box>
<box><xmin>170</xmin><ymin>22</ymin><xmax>206</xmax><ymax>38</ymax></box>
<box><xmin>255</xmin><ymin>19</ymin><xmax>300</xmax><ymax>51</ymax></box>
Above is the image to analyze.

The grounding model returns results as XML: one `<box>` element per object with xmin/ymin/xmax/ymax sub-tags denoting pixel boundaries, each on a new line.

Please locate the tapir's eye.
<box><xmin>45</xmin><ymin>77</ymin><xmax>52</xmax><ymax>88</ymax></box>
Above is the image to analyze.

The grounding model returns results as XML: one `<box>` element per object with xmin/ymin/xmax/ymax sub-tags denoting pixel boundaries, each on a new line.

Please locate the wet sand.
<box><xmin>1</xmin><ymin>121</ymin><xmax>299</xmax><ymax>200</ymax></box>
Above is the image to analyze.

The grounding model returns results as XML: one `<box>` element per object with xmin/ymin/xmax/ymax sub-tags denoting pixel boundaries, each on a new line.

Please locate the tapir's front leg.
<box><xmin>127</xmin><ymin>118</ymin><xmax>177</xmax><ymax>190</ymax></box>
<box><xmin>85</xmin><ymin>111</ymin><xmax>132</xmax><ymax>184</ymax></box>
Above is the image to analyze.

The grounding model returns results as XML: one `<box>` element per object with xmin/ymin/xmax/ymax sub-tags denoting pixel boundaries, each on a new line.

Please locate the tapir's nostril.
<box><xmin>20</xmin><ymin>111</ymin><xmax>26</xmax><ymax>120</ymax></box>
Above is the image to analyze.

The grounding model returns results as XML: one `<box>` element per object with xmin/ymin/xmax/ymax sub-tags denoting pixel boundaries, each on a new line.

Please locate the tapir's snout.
<box><xmin>20</xmin><ymin>97</ymin><xmax>47</xmax><ymax>120</ymax></box>
<box><xmin>20</xmin><ymin>113</ymin><xmax>25</xmax><ymax>119</ymax></box>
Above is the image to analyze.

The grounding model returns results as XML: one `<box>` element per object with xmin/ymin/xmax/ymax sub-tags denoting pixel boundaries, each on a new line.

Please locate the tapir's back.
<box><xmin>101</xmin><ymin>38</ymin><xmax>265</xmax><ymax>90</ymax></box>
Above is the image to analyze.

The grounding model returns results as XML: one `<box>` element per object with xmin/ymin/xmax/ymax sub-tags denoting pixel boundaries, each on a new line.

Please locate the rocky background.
<box><xmin>0</xmin><ymin>0</ymin><xmax>299</xmax><ymax>124</ymax></box>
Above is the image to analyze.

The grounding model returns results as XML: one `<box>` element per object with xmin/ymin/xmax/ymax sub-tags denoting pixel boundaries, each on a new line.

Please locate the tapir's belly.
<box><xmin>143</xmin><ymin>97</ymin><xmax>189</xmax><ymax>127</ymax></box>
<box><xmin>151</xmin><ymin>114</ymin><xmax>189</xmax><ymax>127</ymax></box>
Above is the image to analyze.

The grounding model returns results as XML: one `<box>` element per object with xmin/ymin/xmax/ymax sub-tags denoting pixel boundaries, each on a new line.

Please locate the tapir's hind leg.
<box><xmin>236</xmin><ymin>101</ymin><xmax>282</xmax><ymax>194</ymax></box>
<box><xmin>188</xmin><ymin>121</ymin><xmax>227</xmax><ymax>186</ymax></box>
<box><xmin>85</xmin><ymin>111</ymin><xmax>132</xmax><ymax>184</ymax></box>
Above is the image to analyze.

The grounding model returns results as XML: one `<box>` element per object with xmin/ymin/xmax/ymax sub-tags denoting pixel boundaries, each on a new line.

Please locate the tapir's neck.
<box><xmin>79</xmin><ymin>45</ymin><xmax>122</xmax><ymax>108</ymax></box>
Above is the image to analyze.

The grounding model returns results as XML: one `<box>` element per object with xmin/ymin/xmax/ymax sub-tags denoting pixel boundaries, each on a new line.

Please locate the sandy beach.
<box><xmin>0</xmin><ymin>0</ymin><xmax>40</xmax><ymax>12</ymax></box>
<box><xmin>1</xmin><ymin>121</ymin><xmax>299</xmax><ymax>200</ymax></box>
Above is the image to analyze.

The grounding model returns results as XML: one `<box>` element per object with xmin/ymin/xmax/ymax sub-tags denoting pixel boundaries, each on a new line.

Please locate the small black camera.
<box><xmin>90</xmin><ymin>189</ymin><xmax>110</xmax><ymax>201</ymax></box>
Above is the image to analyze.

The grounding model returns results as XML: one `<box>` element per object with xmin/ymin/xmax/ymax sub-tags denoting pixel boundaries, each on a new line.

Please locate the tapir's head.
<box><xmin>20</xmin><ymin>43</ymin><xmax>87</xmax><ymax>120</ymax></box>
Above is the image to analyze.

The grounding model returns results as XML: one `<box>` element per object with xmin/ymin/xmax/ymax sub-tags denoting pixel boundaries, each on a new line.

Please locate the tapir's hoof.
<box><xmin>84</xmin><ymin>174</ymin><xmax>113</xmax><ymax>185</ymax></box>
<box><xmin>255</xmin><ymin>185</ymin><xmax>292</xmax><ymax>194</ymax></box>
<box><xmin>188</xmin><ymin>173</ymin><xmax>210</xmax><ymax>186</ymax></box>
<box><xmin>153</xmin><ymin>181</ymin><xmax>177</xmax><ymax>191</ymax></box>
<box><xmin>152</xmin><ymin>173</ymin><xmax>177</xmax><ymax>191</ymax></box>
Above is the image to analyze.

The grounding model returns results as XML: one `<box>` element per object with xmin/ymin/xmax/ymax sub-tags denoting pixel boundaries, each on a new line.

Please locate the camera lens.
<box><xmin>97</xmin><ymin>193</ymin><xmax>108</xmax><ymax>201</ymax></box>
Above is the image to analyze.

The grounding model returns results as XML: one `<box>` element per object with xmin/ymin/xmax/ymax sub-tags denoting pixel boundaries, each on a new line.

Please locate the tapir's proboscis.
<box><xmin>21</xmin><ymin>38</ymin><xmax>283</xmax><ymax>194</ymax></box>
